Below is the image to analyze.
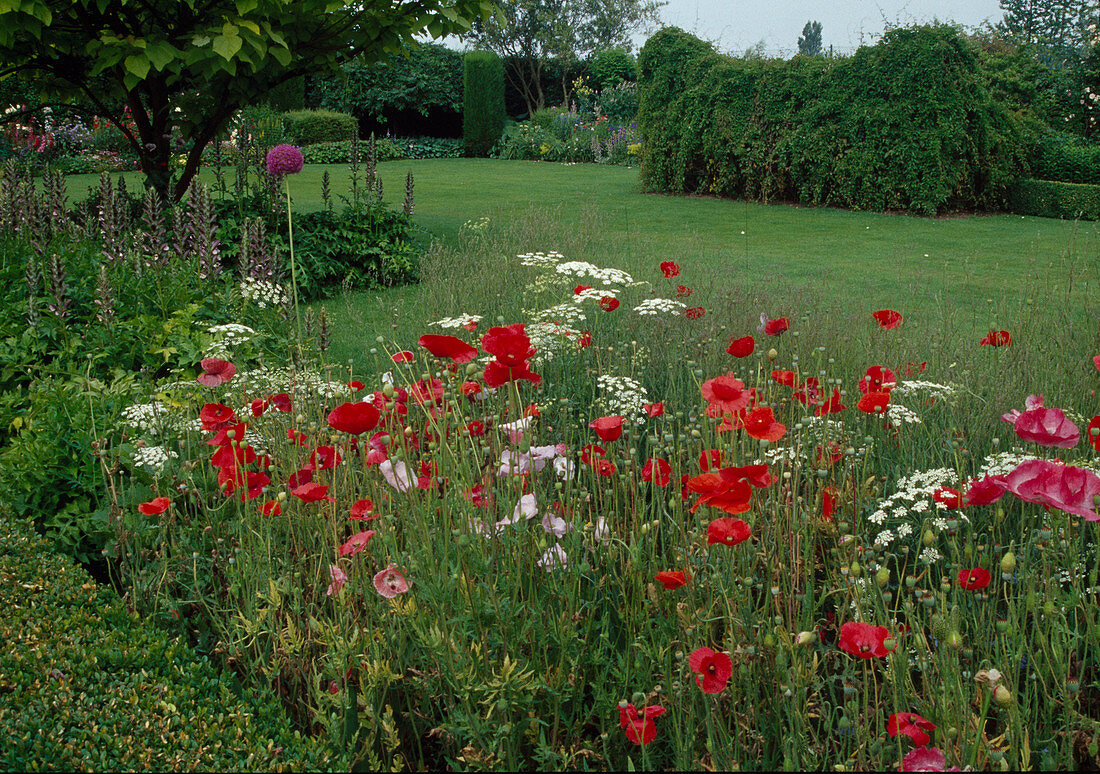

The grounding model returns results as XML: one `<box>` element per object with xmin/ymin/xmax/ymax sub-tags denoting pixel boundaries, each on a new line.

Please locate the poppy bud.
<box><xmin>382</xmin><ymin>383</ymin><xmax>395</xmax><ymax>398</ymax></box>
<box><xmin>996</xmin><ymin>618</ymin><xmax>1009</xmax><ymax>633</ymax></box>
<box><xmin>875</xmin><ymin>567</ymin><xmax>890</xmax><ymax>587</ymax></box>
<box><xmin>630</xmin><ymin>691</ymin><xmax>646</xmax><ymax>705</ymax></box>
<box><xmin>1000</xmin><ymin>551</ymin><xmax>1016</xmax><ymax>574</ymax></box>
<box><xmin>767</xmin><ymin>348</ymin><xmax>778</xmax><ymax>361</ymax></box>
<box><xmin>796</xmin><ymin>631</ymin><xmax>816</xmax><ymax>646</ymax></box>
<box><xmin>993</xmin><ymin>684</ymin><xmax>1014</xmax><ymax>708</ymax></box>
<box><xmin>883</xmin><ymin>637</ymin><xmax>896</xmax><ymax>652</ymax></box>
<box><xmin>922</xmin><ymin>529</ymin><xmax>936</xmax><ymax>547</ymax></box>
<box><xmin>763</xmin><ymin>633</ymin><xmax>776</xmax><ymax>648</ymax></box>
<box><xmin>849</xmin><ymin>561</ymin><xmax>861</xmax><ymax>578</ymax></box>
<box><xmin>945</xmin><ymin>631</ymin><xmax>963</xmax><ymax>649</ymax></box>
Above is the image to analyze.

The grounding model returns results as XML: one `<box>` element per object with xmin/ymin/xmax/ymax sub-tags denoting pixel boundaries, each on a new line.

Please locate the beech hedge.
<box><xmin>638</xmin><ymin>26</ymin><xmax>1034</xmax><ymax>216</ymax></box>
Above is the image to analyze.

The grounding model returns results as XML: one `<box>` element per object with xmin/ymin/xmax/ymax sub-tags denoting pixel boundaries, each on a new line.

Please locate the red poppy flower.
<box><xmin>1088</xmin><ymin>416</ymin><xmax>1100</xmax><ymax>453</ymax></box>
<box><xmin>589</xmin><ymin>415</ymin><xmax>623</xmax><ymax>442</ymax></box>
<box><xmin>618</xmin><ymin>704</ymin><xmax>665</xmax><ymax>746</ymax></box>
<box><xmin>260</xmin><ymin>499</ymin><xmax>281</xmax><ymax>516</ymax></box>
<box><xmin>287</xmin><ymin>428</ymin><xmax>309</xmax><ymax>446</ymax></box>
<box><xmin>872</xmin><ymin>309</ymin><xmax>903</xmax><ymax>330</ymax></box>
<box><xmin>815</xmin><ymin>388</ymin><xmax>846</xmax><ymax>416</ymax></box>
<box><xmin>138</xmin><ymin>496</ymin><xmax>171</xmax><ymax>515</ymax></box>
<box><xmin>676</xmin><ymin>285</ymin><xmax>692</xmax><ymax>297</ymax></box>
<box><xmin>763</xmin><ymin>317</ymin><xmax>790</xmax><ymax>336</ymax></box>
<box><xmin>857</xmin><ymin>391</ymin><xmax>891</xmax><ymax>414</ymax></box>
<box><xmin>644</xmin><ymin>401</ymin><xmax>664</xmax><ymax>418</ymax></box>
<box><xmin>200</xmin><ymin>403</ymin><xmax>236</xmax><ymax>432</ymax></box>
<box><xmin>210</xmin><ymin>442</ymin><xmax>257</xmax><ymax>469</ymax></box>
<box><xmin>957</xmin><ymin>567</ymin><xmax>991</xmax><ymax>590</ymax></box>
<box><xmin>417</xmin><ymin>334</ymin><xmax>478</xmax><ymax>363</ymax></box>
<box><xmin>349</xmin><ymin>499</ymin><xmax>376</xmax><ymax>520</ymax></box>
<box><xmin>483</xmin><ymin>358</ymin><xmax>542</xmax><ymax>388</ymax></box>
<box><xmin>292</xmin><ymin>482</ymin><xmax>335</xmax><ymax>503</ymax></box>
<box><xmin>771</xmin><ymin>369</ymin><xmax>797</xmax><ymax>388</ymax></box>
<box><xmin>962</xmin><ymin>475</ymin><xmax>1006</xmax><ymax>506</ymax></box>
<box><xmin>592</xmin><ymin>458</ymin><xmax>616</xmax><ymax>476</ymax></box>
<box><xmin>698</xmin><ymin>449</ymin><xmax>722</xmax><ymax>471</ymax></box>
<box><xmin>339</xmin><ymin>530</ymin><xmax>376</xmax><ymax>557</ymax></box>
<box><xmin>684</xmin><ymin>306</ymin><xmax>705</xmax><ymax>319</ymax></box>
<box><xmin>197</xmin><ymin>357</ymin><xmax>235</xmax><ymax>387</ymax></box>
<box><xmin>930</xmin><ymin>486</ymin><xmax>963</xmax><ymax>509</ymax></box>
<box><xmin>326</xmin><ymin>401</ymin><xmax>381</xmax><ymax>435</ymax></box>
<box><xmin>794</xmin><ymin>377</ymin><xmax>823</xmax><ymax>407</ymax></box>
<box><xmin>688</xmin><ymin>647</ymin><xmax>733</xmax><ymax>694</ymax></box>
<box><xmin>743</xmin><ymin>406</ymin><xmax>786</xmax><ymax>442</ymax></box>
<box><xmin>904</xmin><ymin>361</ymin><xmax>927</xmax><ymax>376</ymax></box>
<box><xmin>573</xmin><ymin>284</ymin><xmax>591</xmax><ymax>295</ymax></box>
<box><xmin>599</xmin><ymin>296</ymin><xmax>620</xmax><ymax>312</ymax></box>
<box><xmin>727</xmin><ymin>335</ymin><xmax>755</xmax><ymax>358</ymax></box>
<box><xmin>707</xmin><ymin>517</ymin><xmax>752</xmax><ymax>546</ymax></box>
<box><xmin>888</xmin><ymin>712</ymin><xmax>936</xmax><ymax>747</ymax></box>
<box><xmin>1094</xmin><ymin>355</ymin><xmax>1100</xmax><ymax>371</ymax></box>
<box><xmin>660</xmin><ymin>260</ymin><xmax>681</xmax><ymax>278</ymax></box>
<box><xmin>250</xmin><ymin>397</ymin><xmax>268</xmax><ymax>417</ymax></box>
<box><xmin>701</xmin><ymin>374</ymin><xmax>750</xmax><ymax>413</ymax></box>
<box><xmin>347</xmin><ymin>380</ymin><xmax>366</xmax><ymax>391</ymax></box>
<box><xmin>310</xmin><ymin>445</ymin><xmax>342</xmax><ymax>470</ymax></box>
<box><xmin>580</xmin><ymin>444</ymin><xmax>606</xmax><ymax>465</ymax></box>
<box><xmin>642</xmin><ymin>457</ymin><xmax>672</xmax><ymax>486</ymax></box>
<box><xmin>822</xmin><ymin>486</ymin><xmax>837</xmax><ymax>521</ymax></box>
<box><xmin>390</xmin><ymin>350</ymin><xmax>414</xmax><ymax>363</ymax></box>
<box><xmin>577</xmin><ymin>331</ymin><xmax>592</xmax><ymax>348</ymax></box>
<box><xmin>655</xmin><ymin>570</ymin><xmax>689</xmax><ymax>589</ymax></box>
<box><xmin>838</xmin><ymin>621</ymin><xmax>892</xmax><ymax>659</ymax></box>
<box><xmin>858</xmin><ymin>366</ymin><xmax>897</xmax><ymax>394</ymax></box>
<box><xmin>482</xmin><ymin>324</ymin><xmax>535</xmax><ymax>367</ymax></box>
<box><xmin>981</xmin><ymin>330</ymin><xmax>1012</xmax><ymax>346</ymax></box>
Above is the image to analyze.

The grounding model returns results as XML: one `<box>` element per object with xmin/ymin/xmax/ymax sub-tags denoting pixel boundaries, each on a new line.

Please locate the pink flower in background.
<box><xmin>373</xmin><ymin>564</ymin><xmax>409</xmax><ymax>598</ymax></box>
<box><xmin>197</xmin><ymin>358</ymin><xmax>235</xmax><ymax>387</ymax></box>
<box><xmin>265</xmin><ymin>144</ymin><xmax>303</xmax><ymax>176</ymax></box>
<box><xmin>379</xmin><ymin>459</ymin><xmax>414</xmax><ymax>492</ymax></box>
<box><xmin>326</xmin><ymin>564</ymin><xmax>348</xmax><ymax>596</ymax></box>
<box><xmin>1014</xmin><ymin>406</ymin><xmax>1079</xmax><ymax>449</ymax></box>
<box><xmin>1004</xmin><ymin>459</ymin><xmax>1100</xmax><ymax>520</ymax></box>
<box><xmin>339</xmin><ymin>530</ymin><xmax>376</xmax><ymax>557</ymax></box>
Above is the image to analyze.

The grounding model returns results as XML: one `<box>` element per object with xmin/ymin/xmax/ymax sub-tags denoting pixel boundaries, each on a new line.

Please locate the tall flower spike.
<box><xmin>403</xmin><ymin>171</ymin><xmax>414</xmax><ymax>216</ymax></box>
<box><xmin>45</xmin><ymin>253</ymin><xmax>70</xmax><ymax>322</ymax></box>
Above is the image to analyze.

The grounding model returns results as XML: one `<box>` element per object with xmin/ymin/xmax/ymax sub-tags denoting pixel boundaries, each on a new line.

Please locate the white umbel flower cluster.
<box><xmin>633</xmin><ymin>298</ymin><xmax>687</xmax><ymax>316</ymax></box>
<box><xmin>518</xmin><ymin>251</ymin><xmax>565</xmax><ymax>267</ymax></box>
<box><xmin>429</xmin><ymin>314</ymin><xmax>483</xmax><ymax>329</ymax></box>
<box><xmin>132</xmin><ymin>444</ymin><xmax>178</xmax><ymax>473</ymax></box>
<box><xmin>121</xmin><ymin>402</ymin><xmax>169</xmax><ymax>433</ymax></box>
<box><xmin>555</xmin><ymin>260</ymin><xmax>634</xmax><ymax>286</ymax></box>
<box><xmin>596</xmin><ymin>374</ymin><xmax>649</xmax><ymax>424</ymax></box>
<box><xmin>240</xmin><ymin>278</ymin><xmax>288</xmax><ymax>309</ymax></box>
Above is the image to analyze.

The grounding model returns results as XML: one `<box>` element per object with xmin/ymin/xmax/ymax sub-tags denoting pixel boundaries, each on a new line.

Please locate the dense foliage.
<box><xmin>464</xmin><ymin>51</ymin><xmax>507</xmax><ymax>157</ymax></box>
<box><xmin>1006</xmin><ymin>176</ymin><xmax>1100</xmax><ymax>218</ymax></box>
<box><xmin>281</xmin><ymin>109</ymin><xmax>357</xmax><ymax>147</ymax></box>
<box><xmin>0</xmin><ymin>511</ymin><xmax>346</xmax><ymax>772</ymax></box>
<box><xmin>638</xmin><ymin>26</ymin><xmax>1034</xmax><ymax>215</ymax></box>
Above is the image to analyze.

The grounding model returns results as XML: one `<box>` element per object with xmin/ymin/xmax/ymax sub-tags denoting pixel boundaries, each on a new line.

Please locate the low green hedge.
<box><xmin>1005</xmin><ymin>177</ymin><xmax>1100</xmax><ymax>220</ymax></box>
<box><xmin>281</xmin><ymin>109</ymin><xmax>357</xmax><ymax>146</ymax></box>
<box><xmin>0</xmin><ymin>512</ymin><xmax>347</xmax><ymax>772</ymax></box>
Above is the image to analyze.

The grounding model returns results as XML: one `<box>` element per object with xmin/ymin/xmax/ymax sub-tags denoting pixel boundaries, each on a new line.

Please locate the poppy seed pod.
<box><xmin>1000</xmin><ymin>551</ymin><xmax>1017</xmax><ymax>574</ymax></box>
<box><xmin>993</xmin><ymin>684</ymin><xmax>1014</xmax><ymax>708</ymax></box>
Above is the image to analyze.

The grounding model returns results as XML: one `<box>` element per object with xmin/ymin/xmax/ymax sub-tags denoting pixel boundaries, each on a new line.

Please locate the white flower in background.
<box><xmin>893</xmin><ymin>380</ymin><xmax>957</xmax><ymax>401</ymax></box>
<box><xmin>499</xmin><ymin>416</ymin><xmax>533</xmax><ymax>444</ymax></box>
<box><xmin>379</xmin><ymin>459</ymin><xmax>414</xmax><ymax>492</ymax></box>
<box><xmin>597</xmin><ymin>374</ymin><xmax>649</xmax><ymax>424</ymax></box>
<box><xmin>537</xmin><ymin>544</ymin><xmax>568</xmax><ymax>571</ymax></box>
<box><xmin>528</xmin><ymin>303</ymin><xmax>588</xmax><ymax>326</ymax></box>
<box><xmin>239</xmin><ymin>278</ymin><xmax>288</xmax><ymax>309</ymax></box>
<box><xmin>573</xmin><ymin>287</ymin><xmax>618</xmax><ymax>304</ymax></box>
<box><xmin>554</xmin><ymin>260</ymin><xmax>635</xmax><ymax>286</ymax></box>
<box><xmin>886</xmin><ymin>403</ymin><xmax>922</xmax><ymax>427</ymax></box>
<box><xmin>518</xmin><ymin>251</ymin><xmax>564</xmax><ymax>267</ymax></box>
<box><xmin>527</xmin><ymin>321</ymin><xmax>583</xmax><ymax>362</ymax></box>
<box><xmin>919</xmin><ymin>547</ymin><xmax>943</xmax><ymax>564</ymax></box>
<box><xmin>634</xmin><ymin>298</ymin><xmax>687</xmax><ymax>316</ymax></box>
<box><xmin>554</xmin><ymin>455</ymin><xmax>575</xmax><ymax>480</ymax></box>
<box><xmin>121</xmin><ymin>401</ymin><xmax>169</xmax><ymax>433</ymax></box>
<box><xmin>541</xmin><ymin>511</ymin><xmax>573</xmax><ymax>537</ymax></box>
<box><xmin>429</xmin><ymin>314</ymin><xmax>483</xmax><ymax>329</ymax></box>
<box><xmin>132</xmin><ymin>444</ymin><xmax>177</xmax><ymax>473</ymax></box>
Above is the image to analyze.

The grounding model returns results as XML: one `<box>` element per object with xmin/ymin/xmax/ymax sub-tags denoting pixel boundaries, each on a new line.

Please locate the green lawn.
<box><xmin>64</xmin><ymin>160</ymin><xmax>1099</xmax><ymax>367</ymax></box>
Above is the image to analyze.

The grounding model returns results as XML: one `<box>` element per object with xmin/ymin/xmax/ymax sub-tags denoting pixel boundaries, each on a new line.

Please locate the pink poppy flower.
<box><xmin>197</xmin><ymin>358</ymin><xmax>235</xmax><ymax>387</ymax></box>
<box><xmin>339</xmin><ymin>530</ymin><xmax>376</xmax><ymax>557</ymax></box>
<box><xmin>373</xmin><ymin>563</ymin><xmax>409</xmax><ymax>598</ymax></box>
<box><xmin>1014</xmin><ymin>406</ymin><xmax>1079</xmax><ymax>449</ymax></box>
<box><xmin>326</xmin><ymin>564</ymin><xmax>348</xmax><ymax>596</ymax></box>
<box><xmin>1004</xmin><ymin>459</ymin><xmax>1100</xmax><ymax>520</ymax></box>
<box><xmin>902</xmin><ymin>746</ymin><xmax>950</xmax><ymax>772</ymax></box>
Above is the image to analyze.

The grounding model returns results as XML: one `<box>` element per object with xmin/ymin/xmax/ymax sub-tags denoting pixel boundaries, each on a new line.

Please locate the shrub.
<box><xmin>299</xmin><ymin>138</ymin><xmax>405</xmax><ymax>165</ymax></box>
<box><xmin>638</xmin><ymin>26</ymin><xmax>1032</xmax><ymax>215</ymax></box>
<box><xmin>281</xmin><ymin>109</ymin><xmax>357</xmax><ymax>146</ymax></box>
<box><xmin>1032</xmin><ymin>132</ymin><xmax>1100</xmax><ymax>184</ymax></box>
<box><xmin>1005</xmin><ymin>177</ymin><xmax>1100</xmax><ymax>219</ymax></box>
<box><xmin>0</xmin><ymin>512</ymin><xmax>346</xmax><ymax>772</ymax></box>
<box><xmin>463</xmin><ymin>50</ymin><xmax>506</xmax><ymax>157</ymax></box>
<box><xmin>589</xmin><ymin>48</ymin><xmax>636</xmax><ymax>89</ymax></box>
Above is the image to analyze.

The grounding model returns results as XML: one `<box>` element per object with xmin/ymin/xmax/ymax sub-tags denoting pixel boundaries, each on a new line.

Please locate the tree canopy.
<box><xmin>465</xmin><ymin>0</ymin><xmax>663</xmax><ymax>116</ymax></box>
<box><xmin>797</xmin><ymin>21</ymin><xmax>823</xmax><ymax>56</ymax></box>
<box><xmin>0</xmin><ymin>0</ymin><xmax>495</xmax><ymax>200</ymax></box>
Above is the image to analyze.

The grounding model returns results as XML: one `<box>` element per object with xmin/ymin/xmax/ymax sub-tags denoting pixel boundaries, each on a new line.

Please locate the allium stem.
<box><xmin>285</xmin><ymin>176</ymin><xmax>302</xmax><ymax>352</ymax></box>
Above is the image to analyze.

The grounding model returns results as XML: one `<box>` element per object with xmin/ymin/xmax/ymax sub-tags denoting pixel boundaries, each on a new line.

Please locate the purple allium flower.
<box><xmin>265</xmin><ymin>144</ymin><xmax>303</xmax><ymax>177</ymax></box>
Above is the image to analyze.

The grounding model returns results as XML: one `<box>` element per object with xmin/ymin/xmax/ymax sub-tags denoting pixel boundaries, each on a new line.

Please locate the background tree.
<box><xmin>0</xmin><ymin>0</ymin><xmax>494</xmax><ymax>202</ymax></box>
<box><xmin>797</xmin><ymin>20</ymin><xmax>823</xmax><ymax>56</ymax></box>
<box><xmin>465</xmin><ymin>0</ymin><xmax>663</xmax><ymax>117</ymax></box>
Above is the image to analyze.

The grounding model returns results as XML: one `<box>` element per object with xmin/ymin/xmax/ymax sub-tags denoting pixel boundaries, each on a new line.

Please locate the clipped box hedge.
<box><xmin>1005</xmin><ymin>177</ymin><xmax>1100</xmax><ymax>220</ymax></box>
<box><xmin>281</xmin><ymin>109</ymin><xmax>357</xmax><ymax>146</ymax></box>
<box><xmin>0</xmin><ymin>513</ymin><xmax>347</xmax><ymax>772</ymax></box>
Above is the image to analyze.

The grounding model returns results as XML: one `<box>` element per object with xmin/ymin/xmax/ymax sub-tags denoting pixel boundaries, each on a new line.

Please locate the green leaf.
<box><xmin>235</xmin><ymin>0</ymin><xmax>258</xmax><ymax>13</ymax></box>
<box><xmin>269</xmin><ymin>46</ymin><xmax>291</xmax><ymax>67</ymax></box>
<box><xmin>124</xmin><ymin>52</ymin><xmax>150</xmax><ymax>79</ymax></box>
<box><xmin>212</xmin><ymin>33</ymin><xmax>242</xmax><ymax>61</ymax></box>
<box><xmin>145</xmin><ymin>40</ymin><xmax>178</xmax><ymax>71</ymax></box>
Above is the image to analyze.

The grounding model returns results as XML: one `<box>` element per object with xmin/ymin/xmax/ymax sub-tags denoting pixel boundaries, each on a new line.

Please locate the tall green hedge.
<box><xmin>463</xmin><ymin>50</ymin><xmax>505</xmax><ymax>157</ymax></box>
<box><xmin>638</xmin><ymin>26</ymin><xmax>1033</xmax><ymax>216</ymax></box>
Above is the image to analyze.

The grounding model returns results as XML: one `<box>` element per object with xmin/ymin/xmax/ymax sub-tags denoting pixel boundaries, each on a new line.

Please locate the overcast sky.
<box><xmin>637</xmin><ymin>0</ymin><xmax>1006</xmax><ymax>55</ymax></box>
